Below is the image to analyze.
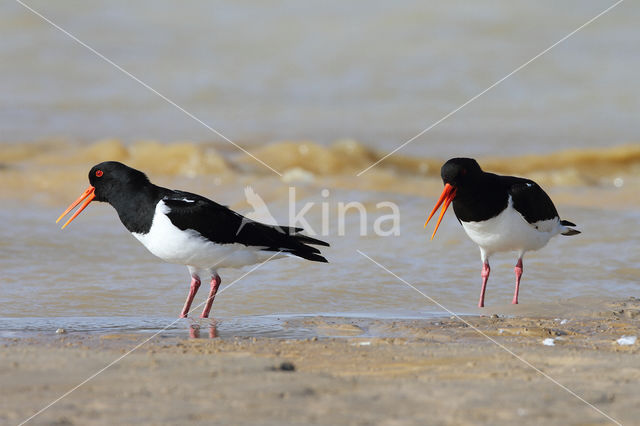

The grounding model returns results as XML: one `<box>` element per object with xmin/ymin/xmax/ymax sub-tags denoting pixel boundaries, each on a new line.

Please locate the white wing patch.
<box><xmin>162</xmin><ymin>196</ymin><xmax>195</xmax><ymax>203</ymax></box>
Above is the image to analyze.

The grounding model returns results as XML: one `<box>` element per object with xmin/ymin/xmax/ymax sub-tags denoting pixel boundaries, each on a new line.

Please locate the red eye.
<box><xmin>96</xmin><ymin>170</ymin><xmax>103</xmax><ymax>177</ymax></box>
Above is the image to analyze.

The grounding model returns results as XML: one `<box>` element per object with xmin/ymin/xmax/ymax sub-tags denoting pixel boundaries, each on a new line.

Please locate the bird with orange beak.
<box><xmin>425</xmin><ymin>158</ymin><xmax>580</xmax><ymax>307</ymax></box>
<box><xmin>56</xmin><ymin>161</ymin><xmax>329</xmax><ymax>318</ymax></box>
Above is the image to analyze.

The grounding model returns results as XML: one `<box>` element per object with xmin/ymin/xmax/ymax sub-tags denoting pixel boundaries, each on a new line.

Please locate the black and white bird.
<box><xmin>56</xmin><ymin>161</ymin><xmax>329</xmax><ymax>318</ymax></box>
<box><xmin>424</xmin><ymin>158</ymin><xmax>580</xmax><ymax>307</ymax></box>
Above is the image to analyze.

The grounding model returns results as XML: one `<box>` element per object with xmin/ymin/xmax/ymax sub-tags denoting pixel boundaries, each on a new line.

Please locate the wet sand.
<box><xmin>2</xmin><ymin>298</ymin><xmax>638</xmax><ymax>425</ymax></box>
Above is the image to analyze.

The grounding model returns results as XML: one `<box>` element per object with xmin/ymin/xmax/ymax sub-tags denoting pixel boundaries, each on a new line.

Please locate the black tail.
<box><xmin>288</xmin><ymin>232</ymin><xmax>330</xmax><ymax>247</ymax></box>
<box><xmin>280</xmin><ymin>230</ymin><xmax>330</xmax><ymax>262</ymax></box>
<box><xmin>285</xmin><ymin>249</ymin><xmax>329</xmax><ymax>263</ymax></box>
<box><xmin>256</xmin><ymin>224</ymin><xmax>330</xmax><ymax>262</ymax></box>
<box><xmin>560</xmin><ymin>220</ymin><xmax>581</xmax><ymax>236</ymax></box>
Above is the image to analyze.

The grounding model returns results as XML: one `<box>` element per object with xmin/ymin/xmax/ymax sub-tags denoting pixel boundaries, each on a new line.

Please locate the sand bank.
<box><xmin>1</xmin><ymin>298</ymin><xmax>638</xmax><ymax>425</ymax></box>
<box><xmin>2</xmin><ymin>140</ymin><xmax>640</xmax><ymax>203</ymax></box>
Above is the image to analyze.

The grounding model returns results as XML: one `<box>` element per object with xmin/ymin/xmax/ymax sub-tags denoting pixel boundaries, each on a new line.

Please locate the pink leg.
<box><xmin>512</xmin><ymin>258</ymin><xmax>523</xmax><ymax>305</ymax></box>
<box><xmin>478</xmin><ymin>261</ymin><xmax>490</xmax><ymax>308</ymax></box>
<box><xmin>200</xmin><ymin>273</ymin><xmax>221</xmax><ymax>318</ymax></box>
<box><xmin>180</xmin><ymin>275</ymin><xmax>201</xmax><ymax>318</ymax></box>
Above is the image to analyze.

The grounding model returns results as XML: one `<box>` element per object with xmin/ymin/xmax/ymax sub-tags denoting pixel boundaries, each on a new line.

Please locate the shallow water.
<box><xmin>2</xmin><ymin>2</ymin><xmax>640</xmax><ymax>338</ymax></box>
<box><xmin>0</xmin><ymin>313</ymin><xmax>452</xmax><ymax>340</ymax></box>
<box><xmin>0</xmin><ymin>315</ymin><xmax>313</xmax><ymax>340</ymax></box>
<box><xmin>1</xmin><ymin>185</ymin><xmax>639</xmax><ymax>337</ymax></box>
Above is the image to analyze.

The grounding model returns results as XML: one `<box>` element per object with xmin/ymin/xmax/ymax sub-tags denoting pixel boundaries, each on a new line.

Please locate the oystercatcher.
<box><xmin>56</xmin><ymin>161</ymin><xmax>329</xmax><ymax>318</ymax></box>
<box><xmin>424</xmin><ymin>158</ymin><xmax>580</xmax><ymax>307</ymax></box>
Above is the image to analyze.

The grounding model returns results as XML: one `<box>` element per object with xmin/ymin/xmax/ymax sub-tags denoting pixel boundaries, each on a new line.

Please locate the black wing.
<box><xmin>506</xmin><ymin>177</ymin><xmax>559</xmax><ymax>224</ymax></box>
<box><xmin>162</xmin><ymin>190</ymin><xmax>329</xmax><ymax>262</ymax></box>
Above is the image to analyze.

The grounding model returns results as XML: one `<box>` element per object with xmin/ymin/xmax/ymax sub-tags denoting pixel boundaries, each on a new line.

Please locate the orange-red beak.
<box><xmin>424</xmin><ymin>183</ymin><xmax>457</xmax><ymax>240</ymax></box>
<box><xmin>56</xmin><ymin>186</ymin><xmax>96</xmax><ymax>229</ymax></box>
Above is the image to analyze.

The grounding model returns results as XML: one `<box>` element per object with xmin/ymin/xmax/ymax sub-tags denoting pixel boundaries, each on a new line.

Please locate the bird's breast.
<box><xmin>131</xmin><ymin>201</ymin><xmax>205</xmax><ymax>263</ymax></box>
<box><xmin>131</xmin><ymin>200</ymin><xmax>279</xmax><ymax>269</ymax></box>
<box><xmin>460</xmin><ymin>197</ymin><xmax>561</xmax><ymax>255</ymax></box>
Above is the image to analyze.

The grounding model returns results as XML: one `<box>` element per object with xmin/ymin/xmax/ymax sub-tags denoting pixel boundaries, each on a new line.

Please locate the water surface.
<box><xmin>1</xmin><ymin>1</ymin><xmax>639</xmax><ymax>338</ymax></box>
<box><xmin>2</xmin><ymin>1</ymin><xmax>639</xmax><ymax>156</ymax></box>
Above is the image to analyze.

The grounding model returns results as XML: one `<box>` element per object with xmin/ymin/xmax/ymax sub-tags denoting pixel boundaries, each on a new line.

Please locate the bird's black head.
<box><xmin>89</xmin><ymin>161</ymin><xmax>151</xmax><ymax>203</ymax></box>
<box><xmin>440</xmin><ymin>157</ymin><xmax>483</xmax><ymax>187</ymax></box>
<box><xmin>56</xmin><ymin>161</ymin><xmax>152</xmax><ymax>229</ymax></box>
<box><xmin>424</xmin><ymin>157</ymin><xmax>483</xmax><ymax>240</ymax></box>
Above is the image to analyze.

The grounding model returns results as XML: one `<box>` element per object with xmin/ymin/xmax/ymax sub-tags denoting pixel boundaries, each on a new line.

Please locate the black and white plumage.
<box><xmin>424</xmin><ymin>158</ymin><xmax>580</xmax><ymax>307</ymax></box>
<box><xmin>57</xmin><ymin>161</ymin><xmax>329</xmax><ymax>318</ymax></box>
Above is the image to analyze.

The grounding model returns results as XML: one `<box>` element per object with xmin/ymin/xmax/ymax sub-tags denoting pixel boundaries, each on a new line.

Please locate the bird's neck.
<box><xmin>108</xmin><ymin>184</ymin><xmax>162</xmax><ymax>234</ymax></box>
<box><xmin>452</xmin><ymin>174</ymin><xmax>508</xmax><ymax>223</ymax></box>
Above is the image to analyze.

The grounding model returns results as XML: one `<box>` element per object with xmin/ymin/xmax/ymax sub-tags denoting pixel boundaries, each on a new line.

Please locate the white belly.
<box><xmin>461</xmin><ymin>197</ymin><xmax>562</xmax><ymax>258</ymax></box>
<box><xmin>132</xmin><ymin>201</ymin><xmax>284</xmax><ymax>270</ymax></box>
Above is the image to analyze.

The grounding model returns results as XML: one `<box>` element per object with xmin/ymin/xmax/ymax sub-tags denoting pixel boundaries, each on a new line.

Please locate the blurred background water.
<box><xmin>1</xmin><ymin>1</ymin><xmax>639</xmax><ymax>336</ymax></box>
<box><xmin>2</xmin><ymin>0</ymin><xmax>639</xmax><ymax>156</ymax></box>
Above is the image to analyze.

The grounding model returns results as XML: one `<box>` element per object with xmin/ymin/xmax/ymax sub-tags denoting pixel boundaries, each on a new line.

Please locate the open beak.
<box><xmin>56</xmin><ymin>186</ymin><xmax>96</xmax><ymax>229</ymax></box>
<box><xmin>424</xmin><ymin>183</ymin><xmax>457</xmax><ymax>240</ymax></box>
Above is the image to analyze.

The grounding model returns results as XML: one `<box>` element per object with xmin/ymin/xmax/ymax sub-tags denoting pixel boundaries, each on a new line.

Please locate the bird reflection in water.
<box><xmin>188</xmin><ymin>319</ymin><xmax>218</xmax><ymax>339</ymax></box>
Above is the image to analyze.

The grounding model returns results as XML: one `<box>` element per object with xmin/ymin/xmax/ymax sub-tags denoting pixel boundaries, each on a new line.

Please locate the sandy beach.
<box><xmin>3</xmin><ymin>2</ymin><xmax>640</xmax><ymax>425</ymax></box>
<box><xmin>2</xmin><ymin>140</ymin><xmax>638</xmax><ymax>425</ymax></box>
<box><xmin>2</xmin><ymin>297</ymin><xmax>638</xmax><ymax>425</ymax></box>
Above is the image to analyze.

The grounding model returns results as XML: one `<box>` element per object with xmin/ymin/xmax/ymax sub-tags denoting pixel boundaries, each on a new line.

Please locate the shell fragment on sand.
<box><xmin>616</xmin><ymin>335</ymin><xmax>637</xmax><ymax>346</ymax></box>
